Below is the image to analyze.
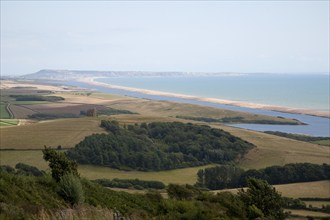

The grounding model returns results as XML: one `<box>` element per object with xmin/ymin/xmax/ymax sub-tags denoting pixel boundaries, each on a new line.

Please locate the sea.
<box><xmin>96</xmin><ymin>74</ymin><xmax>329</xmax><ymax>112</ymax></box>
<box><xmin>49</xmin><ymin>73</ymin><xmax>330</xmax><ymax>137</ymax></box>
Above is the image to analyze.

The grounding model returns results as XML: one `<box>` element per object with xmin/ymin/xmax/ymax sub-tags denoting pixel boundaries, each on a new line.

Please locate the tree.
<box><xmin>238</xmin><ymin>178</ymin><xmax>287</xmax><ymax>220</ymax></box>
<box><xmin>42</xmin><ymin>146</ymin><xmax>79</xmax><ymax>182</ymax></box>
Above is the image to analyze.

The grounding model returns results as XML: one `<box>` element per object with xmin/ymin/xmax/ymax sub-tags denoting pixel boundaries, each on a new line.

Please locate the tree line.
<box><xmin>67</xmin><ymin>120</ymin><xmax>254</xmax><ymax>171</ymax></box>
<box><xmin>196</xmin><ymin>163</ymin><xmax>330</xmax><ymax>190</ymax></box>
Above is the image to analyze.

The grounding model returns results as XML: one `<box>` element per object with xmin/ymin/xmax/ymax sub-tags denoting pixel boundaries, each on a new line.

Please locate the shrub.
<box><xmin>15</xmin><ymin>163</ymin><xmax>44</xmax><ymax>177</ymax></box>
<box><xmin>57</xmin><ymin>173</ymin><xmax>84</xmax><ymax>206</ymax></box>
<box><xmin>0</xmin><ymin>165</ymin><xmax>15</xmax><ymax>173</ymax></box>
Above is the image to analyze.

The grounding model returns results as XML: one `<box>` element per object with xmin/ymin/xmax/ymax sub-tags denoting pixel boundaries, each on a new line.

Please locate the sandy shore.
<box><xmin>78</xmin><ymin>77</ymin><xmax>329</xmax><ymax>118</ymax></box>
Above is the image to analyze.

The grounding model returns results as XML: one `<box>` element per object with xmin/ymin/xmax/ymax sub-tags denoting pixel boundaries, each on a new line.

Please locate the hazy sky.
<box><xmin>1</xmin><ymin>1</ymin><xmax>329</xmax><ymax>76</ymax></box>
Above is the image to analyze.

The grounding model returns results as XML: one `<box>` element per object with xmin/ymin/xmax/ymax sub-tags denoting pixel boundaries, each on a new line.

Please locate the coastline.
<box><xmin>79</xmin><ymin>77</ymin><xmax>329</xmax><ymax>118</ymax></box>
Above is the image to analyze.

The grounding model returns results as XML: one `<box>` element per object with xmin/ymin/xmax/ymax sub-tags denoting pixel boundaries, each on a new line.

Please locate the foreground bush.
<box><xmin>57</xmin><ymin>173</ymin><xmax>84</xmax><ymax>205</ymax></box>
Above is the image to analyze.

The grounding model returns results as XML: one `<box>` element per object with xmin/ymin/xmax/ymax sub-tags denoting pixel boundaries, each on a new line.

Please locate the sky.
<box><xmin>1</xmin><ymin>1</ymin><xmax>329</xmax><ymax>76</ymax></box>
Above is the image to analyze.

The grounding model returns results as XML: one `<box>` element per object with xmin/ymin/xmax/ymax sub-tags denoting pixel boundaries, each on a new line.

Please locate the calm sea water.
<box><xmin>96</xmin><ymin>74</ymin><xmax>329</xmax><ymax>112</ymax></box>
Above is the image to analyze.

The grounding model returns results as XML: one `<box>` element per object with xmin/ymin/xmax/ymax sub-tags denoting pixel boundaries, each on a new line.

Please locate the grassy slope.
<box><xmin>311</xmin><ymin>139</ymin><xmax>330</xmax><ymax>146</ymax></box>
<box><xmin>0</xmin><ymin>118</ymin><xmax>106</xmax><ymax>149</ymax></box>
<box><xmin>213</xmin><ymin>125</ymin><xmax>330</xmax><ymax>169</ymax></box>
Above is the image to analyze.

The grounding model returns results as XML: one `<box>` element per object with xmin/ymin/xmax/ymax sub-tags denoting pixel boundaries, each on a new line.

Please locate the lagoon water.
<box><xmin>53</xmin><ymin>74</ymin><xmax>330</xmax><ymax>137</ymax></box>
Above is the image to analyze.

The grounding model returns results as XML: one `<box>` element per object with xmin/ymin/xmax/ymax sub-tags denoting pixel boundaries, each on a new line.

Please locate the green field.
<box><xmin>0</xmin><ymin>103</ymin><xmax>11</xmax><ymax>119</ymax></box>
<box><xmin>0</xmin><ymin>119</ymin><xmax>18</xmax><ymax>127</ymax></box>
<box><xmin>311</xmin><ymin>139</ymin><xmax>330</xmax><ymax>146</ymax></box>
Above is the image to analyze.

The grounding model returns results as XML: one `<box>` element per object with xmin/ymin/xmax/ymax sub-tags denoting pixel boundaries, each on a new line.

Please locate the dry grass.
<box><xmin>0</xmin><ymin>118</ymin><xmax>106</xmax><ymax>149</ymax></box>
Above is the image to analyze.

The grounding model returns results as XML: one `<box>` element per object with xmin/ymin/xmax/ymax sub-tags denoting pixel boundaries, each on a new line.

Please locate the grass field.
<box><xmin>0</xmin><ymin>150</ymin><xmax>48</xmax><ymax>170</ymax></box>
<box><xmin>79</xmin><ymin>164</ymin><xmax>216</xmax><ymax>185</ymax></box>
<box><xmin>0</xmin><ymin>118</ymin><xmax>106</xmax><ymax>149</ymax></box>
<box><xmin>212</xmin><ymin>125</ymin><xmax>330</xmax><ymax>169</ymax></box>
<box><xmin>311</xmin><ymin>139</ymin><xmax>330</xmax><ymax>147</ymax></box>
<box><xmin>0</xmin><ymin>149</ymin><xmax>214</xmax><ymax>185</ymax></box>
<box><xmin>0</xmin><ymin>103</ymin><xmax>10</xmax><ymax>119</ymax></box>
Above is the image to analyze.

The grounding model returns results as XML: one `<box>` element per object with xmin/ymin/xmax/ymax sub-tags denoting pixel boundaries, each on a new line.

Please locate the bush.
<box><xmin>15</xmin><ymin>163</ymin><xmax>44</xmax><ymax>177</ymax></box>
<box><xmin>57</xmin><ymin>173</ymin><xmax>84</xmax><ymax>206</ymax></box>
<box><xmin>0</xmin><ymin>165</ymin><xmax>15</xmax><ymax>173</ymax></box>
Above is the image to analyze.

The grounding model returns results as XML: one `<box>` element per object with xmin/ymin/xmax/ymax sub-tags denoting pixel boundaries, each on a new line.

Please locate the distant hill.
<box><xmin>21</xmin><ymin>69</ymin><xmax>241</xmax><ymax>80</ymax></box>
